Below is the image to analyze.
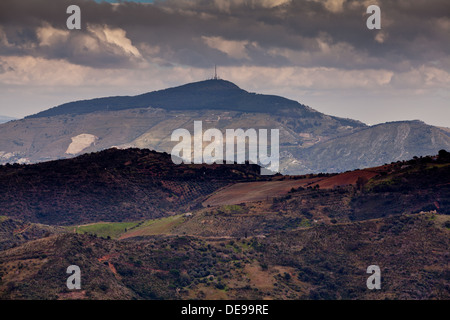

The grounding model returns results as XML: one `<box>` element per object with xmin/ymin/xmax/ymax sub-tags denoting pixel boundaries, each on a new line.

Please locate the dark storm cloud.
<box><xmin>0</xmin><ymin>0</ymin><xmax>449</xmax><ymax>70</ymax></box>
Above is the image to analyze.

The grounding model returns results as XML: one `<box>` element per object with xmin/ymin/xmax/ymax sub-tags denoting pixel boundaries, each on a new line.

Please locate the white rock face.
<box><xmin>66</xmin><ymin>134</ymin><xmax>98</xmax><ymax>155</ymax></box>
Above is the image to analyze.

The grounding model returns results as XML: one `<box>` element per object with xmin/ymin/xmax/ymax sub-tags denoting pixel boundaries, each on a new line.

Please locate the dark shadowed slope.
<box><xmin>0</xmin><ymin>148</ymin><xmax>263</xmax><ymax>225</ymax></box>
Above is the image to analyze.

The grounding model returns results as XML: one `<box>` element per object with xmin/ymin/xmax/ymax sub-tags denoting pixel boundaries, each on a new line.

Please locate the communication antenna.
<box><xmin>214</xmin><ymin>65</ymin><xmax>219</xmax><ymax>80</ymax></box>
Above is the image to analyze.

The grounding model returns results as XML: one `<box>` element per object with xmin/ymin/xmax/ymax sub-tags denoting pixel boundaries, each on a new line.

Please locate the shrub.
<box><xmin>170</xmin><ymin>269</ymin><xmax>180</xmax><ymax>277</ymax></box>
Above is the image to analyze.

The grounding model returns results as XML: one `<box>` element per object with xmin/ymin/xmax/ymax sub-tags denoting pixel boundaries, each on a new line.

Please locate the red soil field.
<box><xmin>203</xmin><ymin>178</ymin><xmax>322</xmax><ymax>206</ymax></box>
<box><xmin>316</xmin><ymin>169</ymin><xmax>379</xmax><ymax>189</ymax></box>
<box><xmin>203</xmin><ymin>168</ymin><xmax>382</xmax><ymax>207</ymax></box>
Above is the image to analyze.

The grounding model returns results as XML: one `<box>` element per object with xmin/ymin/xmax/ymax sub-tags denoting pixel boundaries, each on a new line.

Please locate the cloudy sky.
<box><xmin>0</xmin><ymin>0</ymin><xmax>449</xmax><ymax>126</ymax></box>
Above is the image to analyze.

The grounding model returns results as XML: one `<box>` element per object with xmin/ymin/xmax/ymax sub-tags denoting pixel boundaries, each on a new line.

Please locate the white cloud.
<box><xmin>0</xmin><ymin>56</ymin><xmax>89</xmax><ymax>86</ymax></box>
<box><xmin>202</xmin><ymin>36</ymin><xmax>253</xmax><ymax>60</ymax></box>
<box><xmin>33</xmin><ymin>23</ymin><xmax>143</xmax><ymax>68</ymax></box>
<box><xmin>390</xmin><ymin>65</ymin><xmax>450</xmax><ymax>90</ymax></box>
<box><xmin>435</xmin><ymin>17</ymin><xmax>450</xmax><ymax>32</ymax></box>
<box><xmin>36</xmin><ymin>24</ymin><xmax>70</xmax><ymax>47</ymax></box>
<box><xmin>308</xmin><ymin>0</ymin><xmax>346</xmax><ymax>13</ymax></box>
<box><xmin>87</xmin><ymin>24</ymin><xmax>142</xmax><ymax>58</ymax></box>
<box><xmin>323</xmin><ymin>0</ymin><xmax>346</xmax><ymax>12</ymax></box>
<box><xmin>223</xmin><ymin>65</ymin><xmax>394</xmax><ymax>91</ymax></box>
<box><xmin>0</xmin><ymin>27</ymin><xmax>12</xmax><ymax>48</ymax></box>
<box><xmin>267</xmin><ymin>34</ymin><xmax>382</xmax><ymax>69</ymax></box>
<box><xmin>374</xmin><ymin>31</ymin><xmax>387</xmax><ymax>44</ymax></box>
<box><xmin>3</xmin><ymin>54</ymin><xmax>449</xmax><ymax>96</ymax></box>
<box><xmin>258</xmin><ymin>0</ymin><xmax>291</xmax><ymax>8</ymax></box>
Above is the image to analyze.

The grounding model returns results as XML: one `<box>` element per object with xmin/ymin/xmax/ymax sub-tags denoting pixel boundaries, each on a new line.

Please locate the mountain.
<box><xmin>295</xmin><ymin>120</ymin><xmax>450</xmax><ymax>173</ymax></box>
<box><xmin>1</xmin><ymin>79</ymin><xmax>450</xmax><ymax>174</ymax></box>
<box><xmin>26</xmin><ymin>79</ymin><xmax>334</xmax><ymax>118</ymax></box>
<box><xmin>0</xmin><ymin>115</ymin><xmax>16</xmax><ymax>124</ymax></box>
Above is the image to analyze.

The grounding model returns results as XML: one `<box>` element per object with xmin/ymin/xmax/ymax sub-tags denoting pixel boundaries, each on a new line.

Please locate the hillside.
<box><xmin>1</xmin><ymin>148</ymin><xmax>449</xmax><ymax>236</ymax></box>
<box><xmin>0</xmin><ymin>151</ymin><xmax>449</xmax><ymax>300</ymax></box>
<box><xmin>0</xmin><ymin>148</ymin><xmax>263</xmax><ymax>225</ymax></box>
<box><xmin>170</xmin><ymin>151</ymin><xmax>450</xmax><ymax>237</ymax></box>
<box><xmin>294</xmin><ymin>120</ymin><xmax>450</xmax><ymax>173</ymax></box>
<box><xmin>0</xmin><ymin>213</ymin><xmax>448</xmax><ymax>300</ymax></box>
<box><xmin>0</xmin><ymin>216</ymin><xmax>65</xmax><ymax>251</ymax></box>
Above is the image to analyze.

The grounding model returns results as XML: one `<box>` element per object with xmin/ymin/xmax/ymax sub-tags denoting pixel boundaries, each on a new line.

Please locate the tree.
<box><xmin>438</xmin><ymin>149</ymin><xmax>450</xmax><ymax>160</ymax></box>
<box><xmin>356</xmin><ymin>176</ymin><xmax>368</xmax><ymax>191</ymax></box>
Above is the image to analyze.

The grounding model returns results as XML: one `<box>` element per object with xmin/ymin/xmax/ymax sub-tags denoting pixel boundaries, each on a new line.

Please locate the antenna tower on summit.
<box><xmin>214</xmin><ymin>65</ymin><xmax>219</xmax><ymax>80</ymax></box>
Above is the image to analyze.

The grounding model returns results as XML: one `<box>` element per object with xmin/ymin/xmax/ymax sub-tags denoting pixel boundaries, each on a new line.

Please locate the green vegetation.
<box><xmin>123</xmin><ymin>215</ymin><xmax>185</xmax><ymax>237</ymax></box>
<box><xmin>298</xmin><ymin>218</ymin><xmax>312</xmax><ymax>228</ymax></box>
<box><xmin>72</xmin><ymin>215</ymin><xmax>187</xmax><ymax>239</ymax></box>
<box><xmin>216</xmin><ymin>205</ymin><xmax>246</xmax><ymax>215</ymax></box>
<box><xmin>75</xmin><ymin>221</ymin><xmax>140</xmax><ymax>239</ymax></box>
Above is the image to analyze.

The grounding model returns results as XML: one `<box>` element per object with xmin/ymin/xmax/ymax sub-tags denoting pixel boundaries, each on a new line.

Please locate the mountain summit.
<box><xmin>27</xmin><ymin>79</ymin><xmax>310</xmax><ymax>118</ymax></box>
